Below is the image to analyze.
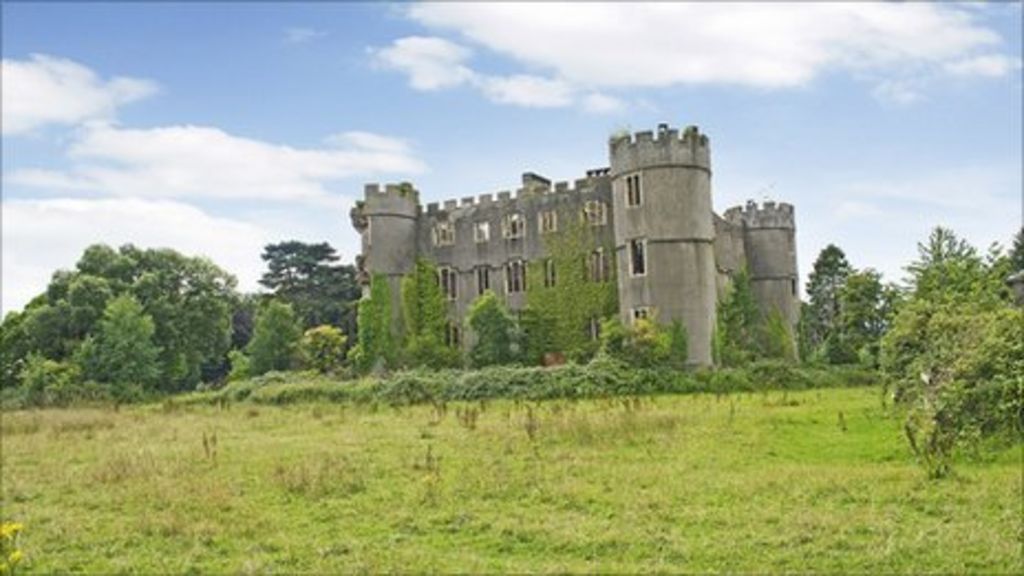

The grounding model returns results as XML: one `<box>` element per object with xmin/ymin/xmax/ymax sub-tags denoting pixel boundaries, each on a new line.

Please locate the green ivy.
<box><xmin>349</xmin><ymin>273</ymin><xmax>394</xmax><ymax>372</ymax></box>
<box><xmin>524</xmin><ymin>222</ymin><xmax>618</xmax><ymax>363</ymax></box>
<box><xmin>400</xmin><ymin>259</ymin><xmax>461</xmax><ymax>369</ymax></box>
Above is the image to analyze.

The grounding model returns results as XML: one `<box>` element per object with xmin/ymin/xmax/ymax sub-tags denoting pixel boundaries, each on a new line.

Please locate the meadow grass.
<box><xmin>1</xmin><ymin>387</ymin><xmax>1020</xmax><ymax>573</ymax></box>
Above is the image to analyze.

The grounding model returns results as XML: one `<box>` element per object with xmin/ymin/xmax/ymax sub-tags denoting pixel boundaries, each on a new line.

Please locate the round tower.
<box><xmin>724</xmin><ymin>201</ymin><xmax>799</xmax><ymax>329</ymax></box>
<box><xmin>352</xmin><ymin>182</ymin><xmax>420</xmax><ymax>331</ymax></box>
<box><xmin>609</xmin><ymin>124</ymin><xmax>717</xmax><ymax>366</ymax></box>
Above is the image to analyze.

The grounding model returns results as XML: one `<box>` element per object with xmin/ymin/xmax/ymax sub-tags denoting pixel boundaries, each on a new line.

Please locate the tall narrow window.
<box><xmin>629</xmin><ymin>239</ymin><xmax>647</xmax><ymax>277</ymax></box>
<box><xmin>433</xmin><ymin>221</ymin><xmax>455</xmax><ymax>246</ymax></box>
<box><xmin>588</xmin><ymin>248</ymin><xmax>609</xmax><ymax>282</ymax></box>
<box><xmin>476</xmin><ymin>266</ymin><xmax>491</xmax><ymax>296</ymax></box>
<box><xmin>543</xmin><ymin>259</ymin><xmax>557</xmax><ymax>288</ymax></box>
<box><xmin>474</xmin><ymin>221</ymin><xmax>490</xmax><ymax>243</ymax></box>
<box><xmin>503</xmin><ymin>213</ymin><xmax>525</xmax><ymax>239</ymax></box>
<box><xmin>539</xmin><ymin>210</ymin><xmax>558</xmax><ymax>234</ymax></box>
<box><xmin>438</xmin><ymin>266</ymin><xmax>458</xmax><ymax>300</ymax></box>
<box><xmin>506</xmin><ymin>260</ymin><xmax>526</xmax><ymax>293</ymax></box>
<box><xmin>626</xmin><ymin>173</ymin><xmax>643</xmax><ymax>207</ymax></box>
<box><xmin>588</xmin><ymin>316</ymin><xmax>602</xmax><ymax>341</ymax></box>
<box><xmin>583</xmin><ymin>201</ymin><xmax>607</xmax><ymax>226</ymax></box>
<box><xmin>446</xmin><ymin>322</ymin><xmax>461</xmax><ymax>348</ymax></box>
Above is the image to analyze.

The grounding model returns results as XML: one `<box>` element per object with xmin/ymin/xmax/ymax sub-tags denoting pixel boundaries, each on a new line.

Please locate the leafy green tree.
<box><xmin>756</xmin><ymin>310</ymin><xmax>797</xmax><ymax>363</ymax></box>
<box><xmin>400</xmin><ymin>259</ymin><xmax>460</xmax><ymax>369</ymax></box>
<box><xmin>76</xmin><ymin>295</ymin><xmax>161</xmax><ymax>401</ymax></box>
<box><xmin>467</xmin><ymin>291</ymin><xmax>519</xmax><ymax>367</ymax></box>
<box><xmin>66</xmin><ymin>275</ymin><xmax>114</xmax><ymax>339</ymax></box>
<box><xmin>837</xmin><ymin>269</ymin><xmax>901</xmax><ymax>367</ymax></box>
<box><xmin>882</xmin><ymin>226</ymin><xmax>1022</xmax><ymax>478</ymax></box>
<box><xmin>349</xmin><ymin>274</ymin><xmax>395</xmax><ymax>373</ymax></box>
<box><xmin>246</xmin><ymin>300</ymin><xmax>303</xmax><ymax>376</ymax></box>
<box><xmin>301</xmin><ymin>325</ymin><xmax>347</xmax><ymax>374</ymax></box>
<box><xmin>714</xmin><ymin>268</ymin><xmax>760</xmax><ymax>366</ymax></box>
<box><xmin>805</xmin><ymin>244</ymin><xmax>853</xmax><ymax>352</ymax></box>
<box><xmin>525</xmin><ymin>223</ymin><xmax>618</xmax><ymax>363</ymax></box>
<box><xmin>259</xmin><ymin>241</ymin><xmax>362</xmax><ymax>340</ymax></box>
<box><xmin>1010</xmin><ymin>228</ymin><xmax>1024</xmax><ymax>272</ymax></box>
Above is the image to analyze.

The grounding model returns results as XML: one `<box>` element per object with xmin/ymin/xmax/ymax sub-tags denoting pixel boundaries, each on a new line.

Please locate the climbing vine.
<box><xmin>349</xmin><ymin>273</ymin><xmax>394</xmax><ymax>372</ymax></box>
<box><xmin>524</xmin><ymin>222</ymin><xmax>618</xmax><ymax>362</ymax></box>
<box><xmin>400</xmin><ymin>259</ymin><xmax>461</xmax><ymax>369</ymax></box>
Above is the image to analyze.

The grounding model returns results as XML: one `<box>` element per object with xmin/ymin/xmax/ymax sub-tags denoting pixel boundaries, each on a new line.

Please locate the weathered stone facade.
<box><xmin>350</xmin><ymin>123</ymin><xmax>799</xmax><ymax>365</ymax></box>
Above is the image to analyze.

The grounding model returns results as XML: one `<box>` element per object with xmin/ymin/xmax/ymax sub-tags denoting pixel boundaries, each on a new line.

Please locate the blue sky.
<box><xmin>3</xmin><ymin>2</ymin><xmax>1022</xmax><ymax>313</ymax></box>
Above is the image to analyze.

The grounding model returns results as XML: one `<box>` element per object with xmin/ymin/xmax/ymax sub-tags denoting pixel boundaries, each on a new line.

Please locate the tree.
<box><xmin>837</xmin><ymin>269</ymin><xmax>900</xmax><ymax>366</ymax></box>
<box><xmin>77</xmin><ymin>295</ymin><xmax>161</xmax><ymax>401</ymax></box>
<box><xmin>400</xmin><ymin>259</ymin><xmax>461</xmax><ymax>369</ymax></box>
<box><xmin>714</xmin><ymin>268</ymin><xmax>760</xmax><ymax>366</ymax></box>
<box><xmin>882</xmin><ymin>226</ymin><xmax>1022</xmax><ymax>478</ymax></box>
<box><xmin>467</xmin><ymin>291</ymin><xmax>519</xmax><ymax>368</ymax></box>
<box><xmin>1010</xmin><ymin>228</ymin><xmax>1024</xmax><ymax>272</ymax></box>
<box><xmin>804</xmin><ymin>244</ymin><xmax>853</xmax><ymax>352</ymax></box>
<box><xmin>246</xmin><ymin>300</ymin><xmax>303</xmax><ymax>376</ymax></box>
<box><xmin>259</xmin><ymin>241</ymin><xmax>362</xmax><ymax>341</ymax></box>
<box><xmin>301</xmin><ymin>325</ymin><xmax>347</xmax><ymax>374</ymax></box>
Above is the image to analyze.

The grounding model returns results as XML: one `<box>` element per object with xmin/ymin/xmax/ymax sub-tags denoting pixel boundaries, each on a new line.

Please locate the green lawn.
<box><xmin>1</xmin><ymin>387</ymin><xmax>1020</xmax><ymax>573</ymax></box>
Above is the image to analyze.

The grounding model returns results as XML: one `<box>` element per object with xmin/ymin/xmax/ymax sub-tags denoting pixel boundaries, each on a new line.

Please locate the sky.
<box><xmin>2</xmin><ymin>2</ymin><xmax>1022</xmax><ymax>313</ymax></box>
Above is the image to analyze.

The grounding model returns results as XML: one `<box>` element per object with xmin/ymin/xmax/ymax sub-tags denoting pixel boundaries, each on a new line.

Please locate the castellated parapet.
<box><xmin>351</xmin><ymin>123</ymin><xmax>800</xmax><ymax>366</ymax></box>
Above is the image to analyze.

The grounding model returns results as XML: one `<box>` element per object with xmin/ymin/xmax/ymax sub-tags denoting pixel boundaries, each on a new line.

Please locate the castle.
<box><xmin>350</xmin><ymin>123</ymin><xmax>798</xmax><ymax>365</ymax></box>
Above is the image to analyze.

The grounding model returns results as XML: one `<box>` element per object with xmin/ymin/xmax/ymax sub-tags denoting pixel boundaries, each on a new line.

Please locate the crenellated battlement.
<box><xmin>362</xmin><ymin>182</ymin><xmax>420</xmax><ymax>203</ymax></box>
<box><xmin>420</xmin><ymin>168</ymin><xmax>611</xmax><ymax>217</ymax></box>
<box><xmin>724</xmin><ymin>200</ymin><xmax>795</xmax><ymax>229</ymax></box>
<box><xmin>609</xmin><ymin>123</ymin><xmax>711</xmax><ymax>176</ymax></box>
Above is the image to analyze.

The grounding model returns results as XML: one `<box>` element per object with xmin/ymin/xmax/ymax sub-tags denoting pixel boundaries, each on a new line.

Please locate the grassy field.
<box><xmin>1</xmin><ymin>387</ymin><xmax>1020</xmax><ymax>573</ymax></box>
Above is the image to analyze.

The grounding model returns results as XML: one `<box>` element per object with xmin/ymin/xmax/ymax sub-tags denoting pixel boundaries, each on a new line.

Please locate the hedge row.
<box><xmin>178</xmin><ymin>358</ymin><xmax>878</xmax><ymax>408</ymax></box>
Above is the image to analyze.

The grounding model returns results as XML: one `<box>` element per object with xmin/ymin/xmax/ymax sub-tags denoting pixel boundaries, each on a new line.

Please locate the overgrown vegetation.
<box><xmin>3</xmin><ymin>389</ymin><xmax>1018</xmax><ymax>573</ymax></box>
<box><xmin>880</xmin><ymin>227</ymin><xmax>1022</xmax><ymax>478</ymax></box>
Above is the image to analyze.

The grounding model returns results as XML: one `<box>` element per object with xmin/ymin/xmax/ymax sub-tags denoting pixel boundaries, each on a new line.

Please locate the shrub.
<box><xmin>466</xmin><ymin>291</ymin><xmax>519</xmax><ymax>368</ymax></box>
<box><xmin>300</xmin><ymin>325</ymin><xmax>347</xmax><ymax>374</ymax></box>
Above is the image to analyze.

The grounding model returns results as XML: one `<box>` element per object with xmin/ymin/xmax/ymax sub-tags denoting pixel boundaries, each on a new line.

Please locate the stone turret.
<box><xmin>354</xmin><ymin>182</ymin><xmax>420</xmax><ymax>332</ymax></box>
<box><xmin>610</xmin><ymin>124</ymin><xmax>717</xmax><ymax>365</ymax></box>
<box><xmin>724</xmin><ymin>200</ymin><xmax>799</xmax><ymax>328</ymax></box>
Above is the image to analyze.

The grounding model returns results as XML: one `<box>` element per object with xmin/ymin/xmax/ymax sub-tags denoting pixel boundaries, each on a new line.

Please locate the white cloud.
<box><xmin>944</xmin><ymin>54</ymin><xmax>1022</xmax><ymax>77</ymax></box>
<box><xmin>1</xmin><ymin>54</ymin><xmax>157</xmax><ymax>136</ymax></box>
<box><xmin>582</xmin><ymin>93</ymin><xmax>624</xmax><ymax>114</ymax></box>
<box><xmin>370</xmin><ymin>36</ymin><xmax>474</xmax><ymax>90</ymax></box>
<box><xmin>7</xmin><ymin>123</ymin><xmax>427</xmax><ymax>202</ymax></box>
<box><xmin>371</xmin><ymin>35</ymin><xmax>624</xmax><ymax>112</ymax></box>
<box><xmin>1</xmin><ymin>198</ymin><xmax>269</xmax><ymax>313</ymax></box>
<box><xmin>283</xmin><ymin>27</ymin><xmax>327</xmax><ymax>44</ymax></box>
<box><xmin>400</xmin><ymin>3</ymin><xmax>1015</xmax><ymax>93</ymax></box>
<box><xmin>475</xmin><ymin>74</ymin><xmax>573</xmax><ymax>108</ymax></box>
<box><xmin>871</xmin><ymin>79</ymin><xmax>923</xmax><ymax>105</ymax></box>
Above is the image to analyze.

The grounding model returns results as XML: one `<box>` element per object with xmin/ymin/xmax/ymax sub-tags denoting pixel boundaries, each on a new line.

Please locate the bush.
<box><xmin>300</xmin><ymin>325</ymin><xmax>347</xmax><ymax>374</ymax></box>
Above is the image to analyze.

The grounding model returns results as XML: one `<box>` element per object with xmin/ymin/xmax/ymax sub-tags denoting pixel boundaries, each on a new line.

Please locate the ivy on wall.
<box><xmin>524</xmin><ymin>222</ymin><xmax>619</xmax><ymax>362</ymax></box>
<box><xmin>401</xmin><ymin>259</ymin><xmax>460</xmax><ymax>369</ymax></box>
<box><xmin>349</xmin><ymin>273</ymin><xmax>394</xmax><ymax>372</ymax></box>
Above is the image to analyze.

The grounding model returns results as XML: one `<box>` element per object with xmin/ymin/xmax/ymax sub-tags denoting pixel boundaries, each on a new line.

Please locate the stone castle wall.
<box><xmin>352</xmin><ymin>124</ymin><xmax>799</xmax><ymax>365</ymax></box>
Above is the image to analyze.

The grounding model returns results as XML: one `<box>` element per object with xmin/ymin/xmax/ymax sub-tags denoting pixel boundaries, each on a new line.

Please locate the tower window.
<box><xmin>588</xmin><ymin>316</ymin><xmax>602</xmax><ymax>340</ymax></box>
<box><xmin>539</xmin><ymin>210</ymin><xmax>558</xmax><ymax>234</ymax></box>
<box><xmin>433</xmin><ymin>221</ymin><xmax>455</xmax><ymax>246</ymax></box>
<box><xmin>543</xmin><ymin>259</ymin><xmax>557</xmax><ymax>288</ymax></box>
<box><xmin>506</xmin><ymin>260</ymin><xmax>527</xmax><ymax>293</ymax></box>
<box><xmin>474</xmin><ymin>221</ymin><xmax>490</xmax><ymax>243</ymax></box>
<box><xmin>626</xmin><ymin>174</ymin><xmax>643</xmax><ymax>207</ymax></box>
<box><xmin>446</xmin><ymin>322</ymin><xmax>461</xmax><ymax>348</ymax></box>
<box><xmin>503</xmin><ymin>213</ymin><xmax>525</xmax><ymax>239</ymax></box>
<box><xmin>588</xmin><ymin>248</ymin><xmax>609</xmax><ymax>282</ymax></box>
<box><xmin>629</xmin><ymin>238</ymin><xmax>647</xmax><ymax>277</ymax></box>
<box><xmin>476</xmin><ymin>266</ymin><xmax>491</xmax><ymax>296</ymax></box>
<box><xmin>583</xmin><ymin>201</ymin><xmax>607</xmax><ymax>226</ymax></box>
<box><xmin>632</xmin><ymin>307</ymin><xmax>651</xmax><ymax>323</ymax></box>
<box><xmin>438</xmin><ymin>266</ymin><xmax>458</xmax><ymax>301</ymax></box>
